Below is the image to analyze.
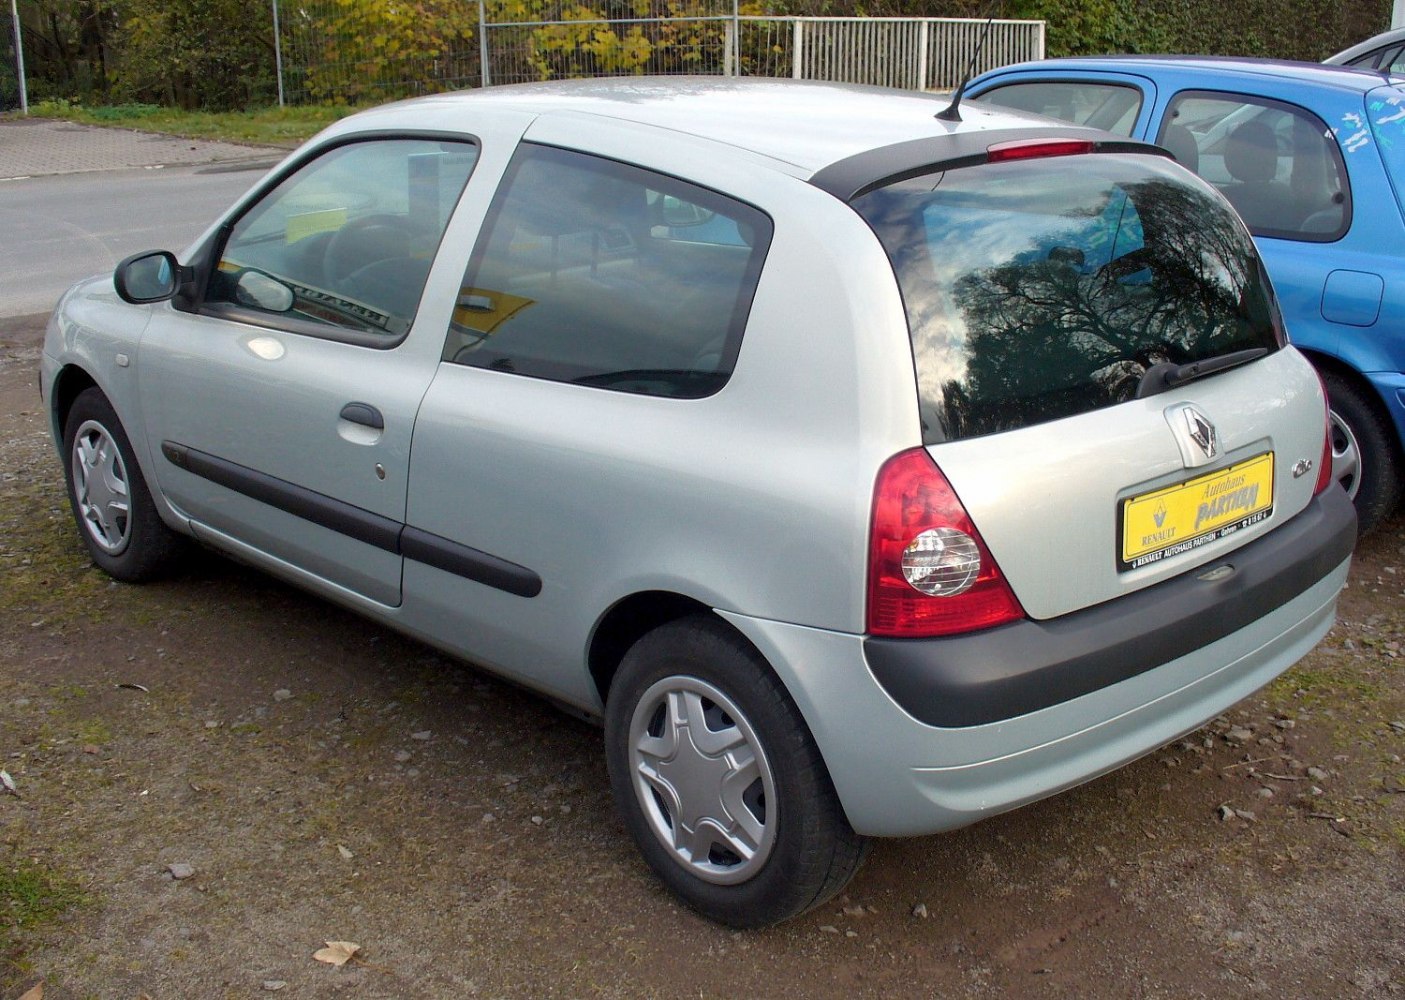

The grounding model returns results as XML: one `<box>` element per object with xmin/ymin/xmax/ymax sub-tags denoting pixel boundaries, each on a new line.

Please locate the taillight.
<box><xmin>1313</xmin><ymin>374</ymin><xmax>1334</xmax><ymax>496</ymax></box>
<box><xmin>868</xmin><ymin>448</ymin><xmax>1025</xmax><ymax>638</ymax></box>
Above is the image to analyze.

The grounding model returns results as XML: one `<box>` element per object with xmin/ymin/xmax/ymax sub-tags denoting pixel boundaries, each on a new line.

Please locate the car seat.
<box><xmin>1220</xmin><ymin>121</ymin><xmax>1300</xmax><ymax>233</ymax></box>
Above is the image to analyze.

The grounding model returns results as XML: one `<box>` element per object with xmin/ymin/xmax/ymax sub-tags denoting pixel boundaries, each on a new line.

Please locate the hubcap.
<box><xmin>628</xmin><ymin>676</ymin><xmax>777</xmax><ymax>885</ymax></box>
<box><xmin>71</xmin><ymin>419</ymin><xmax>131</xmax><ymax>556</ymax></box>
<box><xmin>1328</xmin><ymin>407</ymin><xmax>1361</xmax><ymax>502</ymax></box>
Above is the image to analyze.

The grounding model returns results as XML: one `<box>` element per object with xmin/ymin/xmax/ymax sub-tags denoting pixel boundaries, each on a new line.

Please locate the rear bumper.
<box><xmin>863</xmin><ymin>486</ymin><xmax>1357</xmax><ymax>727</ymax></box>
<box><xmin>720</xmin><ymin>490</ymin><xmax>1353</xmax><ymax>838</ymax></box>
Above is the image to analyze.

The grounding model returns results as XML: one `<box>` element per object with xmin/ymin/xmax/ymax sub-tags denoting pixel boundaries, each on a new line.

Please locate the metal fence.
<box><xmin>275</xmin><ymin>3</ymin><xmax>1044</xmax><ymax>106</ymax></box>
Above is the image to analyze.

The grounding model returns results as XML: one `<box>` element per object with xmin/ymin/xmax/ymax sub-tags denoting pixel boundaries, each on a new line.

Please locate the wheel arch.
<box><xmin>1298</xmin><ymin>349</ymin><xmax>1405</xmax><ymax>464</ymax></box>
<box><xmin>49</xmin><ymin>364</ymin><xmax>99</xmax><ymax>444</ymax></box>
<box><xmin>589</xmin><ymin>591</ymin><xmax>750</xmax><ymax>706</ymax></box>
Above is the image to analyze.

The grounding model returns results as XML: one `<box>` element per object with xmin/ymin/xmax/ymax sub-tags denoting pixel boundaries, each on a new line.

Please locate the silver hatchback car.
<box><xmin>40</xmin><ymin>78</ymin><xmax>1355</xmax><ymax>927</ymax></box>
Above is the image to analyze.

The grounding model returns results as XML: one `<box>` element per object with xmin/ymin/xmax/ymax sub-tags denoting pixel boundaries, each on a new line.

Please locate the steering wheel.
<box><xmin>322</xmin><ymin>214</ymin><xmax>417</xmax><ymax>287</ymax></box>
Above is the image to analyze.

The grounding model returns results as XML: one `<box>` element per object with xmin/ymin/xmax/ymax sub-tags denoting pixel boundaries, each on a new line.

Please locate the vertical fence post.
<box><xmin>725</xmin><ymin>18</ymin><xmax>735</xmax><ymax>76</ymax></box>
<box><xmin>792</xmin><ymin>19</ymin><xmax>803</xmax><ymax>79</ymax></box>
<box><xmin>271</xmin><ymin>0</ymin><xmax>285</xmax><ymax>107</ymax></box>
<box><xmin>478</xmin><ymin>0</ymin><xmax>491</xmax><ymax>88</ymax></box>
<box><xmin>917</xmin><ymin>19</ymin><xmax>929</xmax><ymax>91</ymax></box>
<box><xmin>9</xmin><ymin>0</ymin><xmax>26</xmax><ymax>113</ymax></box>
<box><xmin>728</xmin><ymin>0</ymin><xmax>739</xmax><ymax>77</ymax></box>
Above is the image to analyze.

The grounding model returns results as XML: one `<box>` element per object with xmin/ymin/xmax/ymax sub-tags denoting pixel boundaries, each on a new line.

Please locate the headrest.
<box><xmin>1224</xmin><ymin>121</ymin><xmax>1278</xmax><ymax>185</ymax></box>
<box><xmin>1161</xmin><ymin>124</ymin><xmax>1199</xmax><ymax>173</ymax></box>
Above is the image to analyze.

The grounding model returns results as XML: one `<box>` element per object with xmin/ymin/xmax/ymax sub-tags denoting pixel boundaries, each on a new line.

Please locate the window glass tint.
<box><xmin>972</xmin><ymin>81</ymin><xmax>1142</xmax><ymax>136</ymax></box>
<box><xmin>1160</xmin><ymin>94</ymin><xmax>1349</xmax><ymax>240</ymax></box>
<box><xmin>443</xmin><ymin>144</ymin><xmax>772</xmax><ymax>398</ymax></box>
<box><xmin>853</xmin><ymin>155</ymin><xmax>1283</xmax><ymax>443</ymax></box>
<box><xmin>207</xmin><ymin>139</ymin><xmax>479</xmax><ymax>343</ymax></box>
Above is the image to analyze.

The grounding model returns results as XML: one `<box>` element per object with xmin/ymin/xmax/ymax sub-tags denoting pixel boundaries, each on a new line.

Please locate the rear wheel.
<box><xmin>604</xmin><ymin>616</ymin><xmax>868</xmax><ymax>927</ymax></box>
<box><xmin>62</xmin><ymin>387</ymin><xmax>184</xmax><ymax>581</ymax></box>
<box><xmin>1322</xmin><ymin>371</ymin><xmax>1401</xmax><ymax>536</ymax></box>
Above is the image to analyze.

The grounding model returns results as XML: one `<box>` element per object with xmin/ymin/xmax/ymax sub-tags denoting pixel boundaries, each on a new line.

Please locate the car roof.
<box><xmin>329</xmin><ymin>77</ymin><xmax>1087</xmax><ymax>175</ymax></box>
<box><xmin>979</xmin><ymin>55</ymin><xmax>1400</xmax><ymax>94</ymax></box>
<box><xmin>1325</xmin><ymin>27</ymin><xmax>1405</xmax><ymax>65</ymax></box>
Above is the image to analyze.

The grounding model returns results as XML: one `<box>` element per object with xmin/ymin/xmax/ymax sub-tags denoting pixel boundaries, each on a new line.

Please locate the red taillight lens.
<box><xmin>986</xmin><ymin>138</ymin><xmax>1095</xmax><ymax>163</ymax></box>
<box><xmin>867</xmin><ymin>448</ymin><xmax>1025</xmax><ymax>638</ymax></box>
<box><xmin>1313</xmin><ymin>374</ymin><xmax>1334</xmax><ymax>496</ymax></box>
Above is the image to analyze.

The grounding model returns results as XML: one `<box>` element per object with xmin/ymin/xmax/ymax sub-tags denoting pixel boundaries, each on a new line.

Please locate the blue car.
<box><xmin>968</xmin><ymin>56</ymin><xmax>1405</xmax><ymax>533</ymax></box>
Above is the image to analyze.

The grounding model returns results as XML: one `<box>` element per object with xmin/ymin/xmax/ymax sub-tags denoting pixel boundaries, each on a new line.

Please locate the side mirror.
<box><xmin>114</xmin><ymin>250</ymin><xmax>181</xmax><ymax>304</ymax></box>
<box><xmin>657</xmin><ymin>195</ymin><xmax>716</xmax><ymax>229</ymax></box>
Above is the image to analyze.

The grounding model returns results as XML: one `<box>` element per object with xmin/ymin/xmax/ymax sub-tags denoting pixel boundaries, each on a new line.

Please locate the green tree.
<box><xmin>112</xmin><ymin>0</ymin><xmax>275</xmax><ymax>109</ymax></box>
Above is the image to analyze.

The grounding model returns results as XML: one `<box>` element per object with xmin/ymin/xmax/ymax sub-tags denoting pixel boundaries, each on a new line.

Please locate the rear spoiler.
<box><xmin>809</xmin><ymin>126</ymin><xmax>1171</xmax><ymax>203</ymax></box>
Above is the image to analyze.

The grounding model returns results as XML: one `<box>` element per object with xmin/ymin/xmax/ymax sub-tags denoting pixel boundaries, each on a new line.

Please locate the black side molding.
<box><xmin>864</xmin><ymin>487</ymin><xmax>1356</xmax><ymax>729</ymax></box>
<box><xmin>401</xmin><ymin>527</ymin><xmax>541</xmax><ymax>598</ymax></box>
<box><xmin>161</xmin><ymin>441</ymin><xmax>541</xmax><ymax>598</ymax></box>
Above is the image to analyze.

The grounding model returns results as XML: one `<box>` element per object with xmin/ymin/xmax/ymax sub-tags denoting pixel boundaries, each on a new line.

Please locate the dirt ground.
<box><xmin>1</xmin><ymin>314</ymin><xmax>1401</xmax><ymax>999</ymax></box>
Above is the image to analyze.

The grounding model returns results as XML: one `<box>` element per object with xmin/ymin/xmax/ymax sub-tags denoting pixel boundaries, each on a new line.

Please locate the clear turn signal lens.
<box><xmin>901</xmin><ymin>527</ymin><xmax>980</xmax><ymax>596</ymax></box>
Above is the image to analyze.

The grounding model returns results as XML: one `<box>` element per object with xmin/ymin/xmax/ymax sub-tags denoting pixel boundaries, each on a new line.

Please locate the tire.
<box><xmin>604</xmin><ymin>615</ymin><xmax>869</xmax><ymax>927</ymax></box>
<box><xmin>1321</xmin><ymin>371</ymin><xmax>1402</xmax><ymax>536</ymax></box>
<box><xmin>62</xmin><ymin>387</ymin><xmax>184</xmax><ymax>582</ymax></box>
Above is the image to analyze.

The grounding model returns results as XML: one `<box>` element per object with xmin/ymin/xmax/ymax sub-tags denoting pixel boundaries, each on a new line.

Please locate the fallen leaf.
<box><xmin>0</xmin><ymin>769</ymin><xmax>18</xmax><ymax>797</ymax></box>
<box><xmin>17</xmin><ymin>982</ymin><xmax>43</xmax><ymax>1000</ymax></box>
<box><xmin>313</xmin><ymin>940</ymin><xmax>361</xmax><ymax>967</ymax></box>
<box><xmin>337</xmin><ymin>844</ymin><xmax>354</xmax><ymax>860</ymax></box>
<box><xmin>117</xmin><ymin>682</ymin><xmax>150</xmax><ymax>692</ymax></box>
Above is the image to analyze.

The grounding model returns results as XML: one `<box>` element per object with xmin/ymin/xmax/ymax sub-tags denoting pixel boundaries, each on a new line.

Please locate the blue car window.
<box><xmin>1160</xmin><ymin>93</ymin><xmax>1349</xmax><ymax>242</ymax></box>
<box><xmin>971</xmin><ymin>80</ymin><xmax>1142</xmax><ymax>136</ymax></box>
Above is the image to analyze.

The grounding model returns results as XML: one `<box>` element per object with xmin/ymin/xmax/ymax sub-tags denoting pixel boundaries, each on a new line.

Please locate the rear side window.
<box><xmin>853</xmin><ymin>154</ymin><xmax>1283</xmax><ymax>443</ymax></box>
<box><xmin>972</xmin><ymin>81</ymin><xmax>1143</xmax><ymax>136</ymax></box>
<box><xmin>442</xmin><ymin>143</ymin><xmax>772</xmax><ymax>399</ymax></box>
<box><xmin>1159</xmin><ymin>93</ymin><xmax>1350</xmax><ymax>241</ymax></box>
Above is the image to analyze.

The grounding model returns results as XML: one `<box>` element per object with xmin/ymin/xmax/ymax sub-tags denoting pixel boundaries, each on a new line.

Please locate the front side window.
<box><xmin>853</xmin><ymin>154</ymin><xmax>1283</xmax><ymax>443</ymax></box>
<box><xmin>1159</xmin><ymin>93</ymin><xmax>1350</xmax><ymax>241</ymax></box>
<box><xmin>205</xmin><ymin>138</ymin><xmax>480</xmax><ymax>344</ymax></box>
<box><xmin>972</xmin><ymin>81</ymin><xmax>1143</xmax><ymax>136</ymax></box>
<box><xmin>442</xmin><ymin>143</ymin><xmax>772</xmax><ymax>399</ymax></box>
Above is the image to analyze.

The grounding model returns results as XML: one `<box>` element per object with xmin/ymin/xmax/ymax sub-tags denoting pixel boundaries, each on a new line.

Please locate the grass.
<box><xmin>0</xmin><ymin>860</ymin><xmax>86</xmax><ymax>964</ymax></box>
<box><xmin>21</xmin><ymin>100</ymin><xmax>355</xmax><ymax>148</ymax></box>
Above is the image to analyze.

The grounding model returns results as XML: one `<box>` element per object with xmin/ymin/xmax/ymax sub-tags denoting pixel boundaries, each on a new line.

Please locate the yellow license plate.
<box><xmin>1120</xmin><ymin>453</ymin><xmax>1274</xmax><ymax>570</ymax></box>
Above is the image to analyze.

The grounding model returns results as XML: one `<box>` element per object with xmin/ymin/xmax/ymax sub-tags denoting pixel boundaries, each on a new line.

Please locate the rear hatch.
<box><xmin>853</xmin><ymin>146</ymin><xmax>1326</xmax><ymax>620</ymax></box>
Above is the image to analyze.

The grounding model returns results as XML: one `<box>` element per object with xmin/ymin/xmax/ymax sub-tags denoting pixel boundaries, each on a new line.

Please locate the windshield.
<box><xmin>853</xmin><ymin>154</ymin><xmax>1284</xmax><ymax>443</ymax></box>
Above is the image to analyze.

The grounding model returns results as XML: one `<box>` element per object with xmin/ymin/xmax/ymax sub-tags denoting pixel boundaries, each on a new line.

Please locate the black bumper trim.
<box><xmin>863</xmin><ymin>487</ymin><xmax>1356</xmax><ymax>729</ymax></box>
<box><xmin>160</xmin><ymin>441</ymin><xmax>541</xmax><ymax>599</ymax></box>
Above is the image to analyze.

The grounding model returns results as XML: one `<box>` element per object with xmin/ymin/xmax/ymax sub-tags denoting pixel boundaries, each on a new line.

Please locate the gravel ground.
<box><xmin>1</xmin><ymin>314</ymin><xmax>1402</xmax><ymax>999</ymax></box>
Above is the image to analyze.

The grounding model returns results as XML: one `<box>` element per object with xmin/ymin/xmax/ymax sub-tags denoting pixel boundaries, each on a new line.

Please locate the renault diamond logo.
<box><xmin>1152</xmin><ymin>501</ymin><xmax>1168</xmax><ymax>528</ymax></box>
<box><xmin>1183</xmin><ymin>407</ymin><xmax>1218</xmax><ymax>459</ymax></box>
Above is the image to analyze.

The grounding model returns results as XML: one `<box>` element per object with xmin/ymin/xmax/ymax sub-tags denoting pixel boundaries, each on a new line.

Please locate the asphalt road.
<box><xmin>0</xmin><ymin>120</ymin><xmax>282</xmax><ymax>319</ymax></box>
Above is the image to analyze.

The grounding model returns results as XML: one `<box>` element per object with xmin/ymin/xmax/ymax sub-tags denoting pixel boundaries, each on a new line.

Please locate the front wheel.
<box><xmin>62</xmin><ymin>387</ymin><xmax>184</xmax><ymax>582</ymax></box>
<box><xmin>1322</xmin><ymin>371</ymin><xmax>1402</xmax><ymax>536</ymax></box>
<box><xmin>605</xmin><ymin>616</ymin><xmax>868</xmax><ymax>927</ymax></box>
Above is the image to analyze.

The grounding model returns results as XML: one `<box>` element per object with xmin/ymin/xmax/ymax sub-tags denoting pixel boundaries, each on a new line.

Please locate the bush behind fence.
<box><xmin>6</xmin><ymin>0</ymin><xmax>1396</xmax><ymax>111</ymax></box>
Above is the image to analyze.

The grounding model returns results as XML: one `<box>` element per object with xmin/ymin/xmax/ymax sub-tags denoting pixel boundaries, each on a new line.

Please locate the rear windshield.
<box><xmin>853</xmin><ymin>154</ymin><xmax>1283</xmax><ymax>443</ymax></box>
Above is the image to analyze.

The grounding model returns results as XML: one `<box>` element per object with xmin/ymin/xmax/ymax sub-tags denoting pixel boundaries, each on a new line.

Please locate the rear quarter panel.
<box><xmin>399</xmin><ymin>116</ymin><xmax>924</xmax><ymax>709</ymax></box>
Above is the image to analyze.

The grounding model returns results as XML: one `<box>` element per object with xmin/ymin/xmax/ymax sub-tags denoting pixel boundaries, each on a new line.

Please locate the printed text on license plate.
<box><xmin>1120</xmin><ymin>453</ymin><xmax>1274</xmax><ymax>569</ymax></box>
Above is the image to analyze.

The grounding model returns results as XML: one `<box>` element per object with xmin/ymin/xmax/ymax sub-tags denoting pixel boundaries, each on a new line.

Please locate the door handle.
<box><xmin>339</xmin><ymin>402</ymin><xmax>384</xmax><ymax>430</ymax></box>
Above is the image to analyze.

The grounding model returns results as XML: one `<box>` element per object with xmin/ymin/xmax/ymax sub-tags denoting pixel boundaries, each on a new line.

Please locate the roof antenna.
<box><xmin>936</xmin><ymin>0</ymin><xmax>1003</xmax><ymax>122</ymax></box>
